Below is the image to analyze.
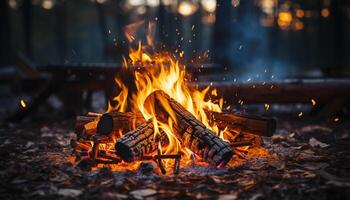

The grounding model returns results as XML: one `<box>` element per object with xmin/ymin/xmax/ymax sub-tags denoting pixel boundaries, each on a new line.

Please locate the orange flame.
<box><xmin>107</xmin><ymin>21</ymin><xmax>225</xmax><ymax>166</ymax></box>
<box><xmin>107</xmin><ymin>78</ymin><xmax>128</xmax><ymax>112</ymax></box>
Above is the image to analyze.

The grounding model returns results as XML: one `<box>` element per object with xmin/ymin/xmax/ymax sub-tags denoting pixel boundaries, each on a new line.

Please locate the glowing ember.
<box><xmin>20</xmin><ymin>99</ymin><xmax>26</xmax><ymax>108</ymax></box>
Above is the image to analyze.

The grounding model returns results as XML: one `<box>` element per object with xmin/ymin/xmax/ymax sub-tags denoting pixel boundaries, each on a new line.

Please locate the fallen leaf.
<box><xmin>25</xmin><ymin>141</ymin><xmax>34</xmax><ymax>149</ymax></box>
<box><xmin>58</xmin><ymin>188</ymin><xmax>83</xmax><ymax>197</ymax></box>
<box><xmin>218</xmin><ymin>193</ymin><xmax>238</xmax><ymax>200</ymax></box>
<box><xmin>103</xmin><ymin>192</ymin><xmax>128</xmax><ymax>199</ymax></box>
<box><xmin>268</xmin><ymin>160</ymin><xmax>285</xmax><ymax>170</ymax></box>
<box><xmin>31</xmin><ymin>190</ymin><xmax>45</xmax><ymax>196</ymax></box>
<box><xmin>130</xmin><ymin>189</ymin><xmax>157</xmax><ymax>200</ymax></box>
<box><xmin>23</xmin><ymin>148</ymin><xmax>38</xmax><ymax>154</ymax></box>
<box><xmin>249</xmin><ymin>192</ymin><xmax>263</xmax><ymax>200</ymax></box>
<box><xmin>302</xmin><ymin>162</ymin><xmax>329</xmax><ymax>171</ymax></box>
<box><xmin>302</xmin><ymin>171</ymin><xmax>317</xmax><ymax>178</ymax></box>
<box><xmin>309</xmin><ymin>137</ymin><xmax>329</xmax><ymax>148</ymax></box>
<box><xmin>40</xmin><ymin>126</ymin><xmax>50</xmax><ymax>133</ymax></box>
<box><xmin>11</xmin><ymin>179</ymin><xmax>27</xmax><ymax>184</ymax></box>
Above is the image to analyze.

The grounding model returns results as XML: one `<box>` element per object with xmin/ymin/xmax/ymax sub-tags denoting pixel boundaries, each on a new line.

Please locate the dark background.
<box><xmin>1</xmin><ymin>0</ymin><xmax>350</xmax><ymax>120</ymax></box>
<box><xmin>1</xmin><ymin>0</ymin><xmax>350</xmax><ymax>78</ymax></box>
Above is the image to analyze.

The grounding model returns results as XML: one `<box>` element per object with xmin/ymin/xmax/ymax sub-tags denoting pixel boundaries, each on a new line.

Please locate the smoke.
<box><xmin>221</xmin><ymin>2</ymin><xmax>292</xmax><ymax>81</ymax></box>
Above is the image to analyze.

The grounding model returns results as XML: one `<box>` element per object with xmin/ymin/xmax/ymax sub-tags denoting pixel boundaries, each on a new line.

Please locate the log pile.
<box><xmin>73</xmin><ymin>90</ymin><xmax>275</xmax><ymax>173</ymax></box>
<box><xmin>144</xmin><ymin>90</ymin><xmax>233</xmax><ymax>166</ymax></box>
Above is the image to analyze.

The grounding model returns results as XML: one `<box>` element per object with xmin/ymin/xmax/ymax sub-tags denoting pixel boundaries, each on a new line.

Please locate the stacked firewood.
<box><xmin>72</xmin><ymin>90</ymin><xmax>276</xmax><ymax>173</ymax></box>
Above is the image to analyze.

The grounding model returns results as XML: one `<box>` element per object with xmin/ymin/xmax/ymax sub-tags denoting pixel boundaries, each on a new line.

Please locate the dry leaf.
<box><xmin>130</xmin><ymin>189</ymin><xmax>157</xmax><ymax>199</ymax></box>
<box><xmin>58</xmin><ymin>188</ymin><xmax>83</xmax><ymax>197</ymax></box>
<box><xmin>218</xmin><ymin>193</ymin><xmax>238</xmax><ymax>200</ymax></box>
<box><xmin>309</xmin><ymin>137</ymin><xmax>329</xmax><ymax>148</ymax></box>
<box><xmin>25</xmin><ymin>141</ymin><xmax>34</xmax><ymax>149</ymax></box>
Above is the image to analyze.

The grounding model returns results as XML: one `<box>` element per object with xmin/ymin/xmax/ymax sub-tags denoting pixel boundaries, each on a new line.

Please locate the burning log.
<box><xmin>115</xmin><ymin>120</ymin><xmax>167</xmax><ymax>162</ymax></box>
<box><xmin>97</xmin><ymin>111</ymin><xmax>145</xmax><ymax>135</ymax></box>
<box><xmin>208</xmin><ymin>111</ymin><xmax>276</xmax><ymax>137</ymax></box>
<box><xmin>230</xmin><ymin>141</ymin><xmax>252</xmax><ymax>147</ymax></box>
<box><xmin>75</xmin><ymin>111</ymin><xmax>145</xmax><ymax>137</ymax></box>
<box><xmin>75</xmin><ymin>112</ymin><xmax>102</xmax><ymax>135</ymax></box>
<box><xmin>144</xmin><ymin>90</ymin><xmax>233</xmax><ymax>167</ymax></box>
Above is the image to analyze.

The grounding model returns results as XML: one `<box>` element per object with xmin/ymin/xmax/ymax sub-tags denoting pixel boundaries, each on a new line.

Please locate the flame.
<box><xmin>107</xmin><ymin>78</ymin><xmax>128</xmax><ymax>112</ymax></box>
<box><xmin>105</xmin><ymin>21</ymin><xmax>225</xmax><ymax>167</ymax></box>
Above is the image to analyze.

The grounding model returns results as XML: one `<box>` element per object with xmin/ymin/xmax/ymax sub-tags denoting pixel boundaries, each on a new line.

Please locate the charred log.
<box><xmin>97</xmin><ymin>111</ymin><xmax>145</xmax><ymax>135</ymax></box>
<box><xmin>115</xmin><ymin>120</ymin><xmax>167</xmax><ymax>162</ymax></box>
<box><xmin>208</xmin><ymin>111</ymin><xmax>276</xmax><ymax>137</ymax></box>
<box><xmin>144</xmin><ymin>90</ymin><xmax>233</xmax><ymax>167</ymax></box>
<box><xmin>75</xmin><ymin>111</ymin><xmax>145</xmax><ymax>137</ymax></box>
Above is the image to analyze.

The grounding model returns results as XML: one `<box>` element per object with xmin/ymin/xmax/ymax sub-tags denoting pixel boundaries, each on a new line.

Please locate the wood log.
<box><xmin>75</xmin><ymin>112</ymin><xmax>102</xmax><ymax>131</ymax></box>
<box><xmin>115</xmin><ymin>120</ymin><xmax>167</xmax><ymax>162</ymax></box>
<box><xmin>192</xmin><ymin>79</ymin><xmax>350</xmax><ymax>104</ymax></box>
<box><xmin>75</xmin><ymin>111</ymin><xmax>145</xmax><ymax>137</ymax></box>
<box><xmin>97</xmin><ymin>111</ymin><xmax>145</xmax><ymax>135</ymax></box>
<box><xmin>144</xmin><ymin>90</ymin><xmax>233</xmax><ymax>167</ymax></box>
<box><xmin>208</xmin><ymin>111</ymin><xmax>276</xmax><ymax>137</ymax></box>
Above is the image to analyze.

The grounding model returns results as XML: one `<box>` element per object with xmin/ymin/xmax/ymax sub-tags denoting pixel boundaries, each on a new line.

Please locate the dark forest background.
<box><xmin>1</xmin><ymin>0</ymin><xmax>350</xmax><ymax>80</ymax></box>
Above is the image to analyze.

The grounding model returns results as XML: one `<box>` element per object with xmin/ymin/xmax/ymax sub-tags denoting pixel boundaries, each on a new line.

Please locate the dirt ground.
<box><xmin>0</xmin><ymin>117</ymin><xmax>349</xmax><ymax>199</ymax></box>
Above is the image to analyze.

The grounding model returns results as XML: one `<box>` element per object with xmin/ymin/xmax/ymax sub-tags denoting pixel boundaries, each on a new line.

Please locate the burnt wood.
<box><xmin>75</xmin><ymin>111</ymin><xmax>145</xmax><ymax>137</ymax></box>
<box><xmin>97</xmin><ymin>111</ymin><xmax>145</xmax><ymax>135</ymax></box>
<box><xmin>115</xmin><ymin>120</ymin><xmax>167</xmax><ymax>162</ymax></box>
<box><xmin>75</xmin><ymin>112</ymin><xmax>102</xmax><ymax>134</ymax></box>
<box><xmin>208</xmin><ymin>111</ymin><xmax>276</xmax><ymax>137</ymax></box>
<box><xmin>144</xmin><ymin>90</ymin><xmax>233</xmax><ymax>167</ymax></box>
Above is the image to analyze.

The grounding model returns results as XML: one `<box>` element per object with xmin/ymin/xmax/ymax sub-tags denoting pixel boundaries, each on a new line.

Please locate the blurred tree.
<box><xmin>1</xmin><ymin>1</ymin><xmax>12</xmax><ymax>65</ymax></box>
<box><xmin>213</xmin><ymin>0</ymin><xmax>233</xmax><ymax>66</ymax></box>
<box><xmin>22</xmin><ymin>0</ymin><xmax>33</xmax><ymax>59</ymax></box>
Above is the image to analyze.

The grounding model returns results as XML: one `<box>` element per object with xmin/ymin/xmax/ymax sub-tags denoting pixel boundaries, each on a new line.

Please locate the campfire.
<box><xmin>72</xmin><ymin>22</ymin><xmax>276</xmax><ymax>174</ymax></box>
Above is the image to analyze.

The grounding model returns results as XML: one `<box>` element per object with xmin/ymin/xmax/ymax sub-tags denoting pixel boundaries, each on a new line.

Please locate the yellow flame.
<box><xmin>107</xmin><ymin>78</ymin><xmax>128</xmax><ymax>112</ymax></box>
<box><xmin>106</xmin><ymin>21</ymin><xmax>225</xmax><ymax>166</ymax></box>
<box><xmin>129</xmin><ymin>42</ymin><xmax>152</xmax><ymax>64</ymax></box>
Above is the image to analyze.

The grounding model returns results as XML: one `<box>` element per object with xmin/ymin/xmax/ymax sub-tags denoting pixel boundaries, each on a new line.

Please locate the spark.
<box><xmin>311</xmin><ymin>99</ymin><xmax>316</xmax><ymax>106</ymax></box>
<box><xmin>264</xmin><ymin>104</ymin><xmax>270</xmax><ymax>111</ymax></box>
<box><xmin>298</xmin><ymin>112</ymin><xmax>303</xmax><ymax>117</ymax></box>
<box><xmin>20</xmin><ymin>99</ymin><xmax>26</xmax><ymax>108</ymax></box>
<box><xmin>334</xmin><ymin>118</ymin><xmax>339</xmax><ymax>122</ymax></box>
<box><xmin>240</xmin><ymin>100</ymin><xmax>244</xmax><ymax>105</ymax></box>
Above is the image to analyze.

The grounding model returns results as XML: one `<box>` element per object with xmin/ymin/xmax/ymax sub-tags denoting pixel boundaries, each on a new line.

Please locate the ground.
<box><xmin>0</xmin><ymin>118</ymin><xmax>349</xmax><ymax>199</ymax></box>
